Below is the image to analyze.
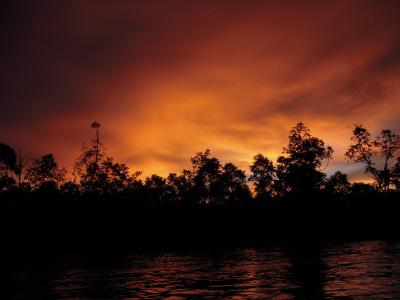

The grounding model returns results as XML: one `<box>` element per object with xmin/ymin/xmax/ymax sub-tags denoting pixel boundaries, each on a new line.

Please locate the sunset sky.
<box><xmin>1</xmin><ymin>0</ymin><xmax>399</xmax><ymax>181</ymax></box>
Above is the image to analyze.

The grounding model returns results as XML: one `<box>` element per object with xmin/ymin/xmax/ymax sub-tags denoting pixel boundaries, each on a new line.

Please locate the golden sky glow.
<box><xmin>1</xmin><ymin>1</ymin><xmax>399</xmax><ymax>181</ymax></box>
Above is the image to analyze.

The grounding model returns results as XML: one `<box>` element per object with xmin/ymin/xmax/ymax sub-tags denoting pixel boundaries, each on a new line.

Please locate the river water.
<box><xmin>6</xmin><ymin>240</ymin><xmax>400</xmax><ymax>299</ymax></box>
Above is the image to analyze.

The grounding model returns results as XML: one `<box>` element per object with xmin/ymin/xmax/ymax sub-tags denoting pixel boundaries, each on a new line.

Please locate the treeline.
<box><xmin>1</xmin><ymin>122</ymin><xmax>400</xmax><ymax>246</ymax></box>
<box><xmin>1</xmin><ymin>122</ymin><xmax>400</xmax><ymax>205</ymax></box>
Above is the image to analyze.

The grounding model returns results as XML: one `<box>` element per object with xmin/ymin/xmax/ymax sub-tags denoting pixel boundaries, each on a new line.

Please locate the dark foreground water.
<box><xmin>5</xmin><ymin>240</ymin><xmax>400</xmax><ymax>299</ymax></box>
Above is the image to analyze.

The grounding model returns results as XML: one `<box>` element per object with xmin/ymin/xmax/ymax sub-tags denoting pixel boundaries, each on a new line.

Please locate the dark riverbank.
<box><xmin>2</xmin><ymin>193</ymin><xmax>399</xmax><ymax>249</ymax></box>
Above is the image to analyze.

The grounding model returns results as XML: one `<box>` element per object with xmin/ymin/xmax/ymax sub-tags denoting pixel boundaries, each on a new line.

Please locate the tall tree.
<box><xmin>74</xmin><ymin>122</ymin><xmax>106</xmax><ymax>192</ymax></box>
<box><xmin>190</xmin><ymin>149</ymin><xmax>222</xmax><ymax>205</ymax></box>
<box><xmin>220</xmin><ymin>162</ymin><xmax>250</xmax><ymax>204</ymax></box>
<box><xmin>167</xmin><ymin>170</ymin><xmax>194</xmax><ymax>206</ymax></box>
<box><xmin>345</xmin><ymin>125</ymin><xmax>400</xmax><ymax>192</ymax></box>
<box><xmin>91</xmin><ymin>121</ymin><xmax>101</xmax><ymax>166</ymax></box>
<box><xmin>276</xmin><ymin>123</ymin><xmax>333</xmax><ymax>195</ymax></box>
<box><xmin>25</xmin><ymin>154</ymin><xmax>66</xmax><ymax>189</ymax></box>
<box><xmin>15</xmin><ymin>149</ymin><xmax>29</xmax><ymax>187</ymax></box>
<box><xmin>249</xmin><ymin>154</ymin><xmax>275</xmax><ymax>200</ymax></box>
<box><xmin>75</xmin><ymin>121</ymin><xmax>140</xmax><ymax>194</ymax></box>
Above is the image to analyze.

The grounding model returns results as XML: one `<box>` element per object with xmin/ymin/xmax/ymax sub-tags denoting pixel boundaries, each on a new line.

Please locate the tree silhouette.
<box><xmin>249</xmin><ymin>154</ymin><xmax>275</xmax><ymax>200</ymax></box>
<box><xmin>350</xmin><ymin>182</ymin><xmax>376</xmax><ymax>198</ymax></box>
<box><xmin>392</xmin><ymin>157</ymin><xmax>400</xmax><ymax>191</ymax></box>
<box><xmin>74</xmin><ymin>142</ymin><xmax>105</xmax><ymax>192</ymax></box>
<box><xmin>345</xmin><ymin>125</ymin><xmax>400</xmax><ymax>192</ymax></box>
<box><xmin>101</xmin><ymin>157</ymin><xmax>135</xmax><ymax>193</ymax></box>
<box><xmin>15</xmin><ymin>149</ymin><xmax>29</xmax><ymax>188</ymax></box>
<box><xmin>74</xmin><ymin>122</ymin><xmax>141</xmax><ymax>194</ymax></box>
<box><xmin>75</xmin><ymin>149</ymin><xmax>140</xmax><ymax>195</ymax></box>
<box><xmin>325</xmin><ymin>171</ymin><xmax>351</xmax><ymax>198</ymax></box>
<box><xmin>0</xmin><ymin>143</ymin><xmax>17</xmax><ymax>189</ymax></box>
<box><xmin>220</xmin><ymin>162</ymin><xmax>251</xmax><ymax>204</ymax></box>
<box><xmin>276</xmin><ymin>123</ymin><xmax>333</xmax><ymax>196</ymax></box>
<box><xmin>144</xmin><ymin>174</ymin><xmax>176</xmax><ymax>206</ymax></box>
<box><xmin>190</xmin><ymin>149</ymin><xmax>222</xmax><ymax>205</ymax></box>
<box><xmin>167</xmin><ymin>170</ymin><xmax>195</xmax><ymax>207</ymax></box>
<box><xmin>25</xmin><ymin>153</ymin><xmax>66</xmax><ymax>190</ymax></box>
<box><xmin>0</xmin><ymin>143</ymin><xmax>17</xmax><ymax>172</ymax></box>
<box><xmin>2</xmin><ymin>120</ymin><xmax>400</xmax><ymax>248</ymax></box>
<box><xmin>168</xmin><ymin>154</ymin><xmax>251</xmax><ymax>206</ymax></box>
<box><xmin>74</xmin><ymin>122</ymin><xmax>107</xmax><ymax>192</ymax></box>
<box><xmin>91</xmin><ymin>121</ymin><xmax>101</xmax><ymax>165</ymax></box>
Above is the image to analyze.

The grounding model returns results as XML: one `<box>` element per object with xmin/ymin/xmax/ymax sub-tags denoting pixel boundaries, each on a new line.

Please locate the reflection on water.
<box><xmin>323</xmin><ymin>241</ymin><xmax>400</xmax><ymax>298</ymax></box>
<box><xmin>5</xmin><ymin>241</ymin><xmax>400</xmax><ymax>299</ymax></box>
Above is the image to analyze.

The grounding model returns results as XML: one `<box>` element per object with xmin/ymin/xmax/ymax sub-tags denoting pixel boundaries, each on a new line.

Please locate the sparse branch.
<box><xmin>346</xmin><ymin>125</ymin><xmax>400</xmax><ymax>191</ymax></box>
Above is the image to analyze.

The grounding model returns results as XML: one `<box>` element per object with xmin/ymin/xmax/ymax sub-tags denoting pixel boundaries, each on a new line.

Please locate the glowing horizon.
<box><xmin>1</xmin><ymin>1</ymin><xmax>399</xmax><ymax>182</ymax></box>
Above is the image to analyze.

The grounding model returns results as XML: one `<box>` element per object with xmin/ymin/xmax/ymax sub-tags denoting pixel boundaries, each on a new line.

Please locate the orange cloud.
<box><xmin>1</xmin><ymin>0</ymin><xmax>399</xmax><ymax>181</ymax></box>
